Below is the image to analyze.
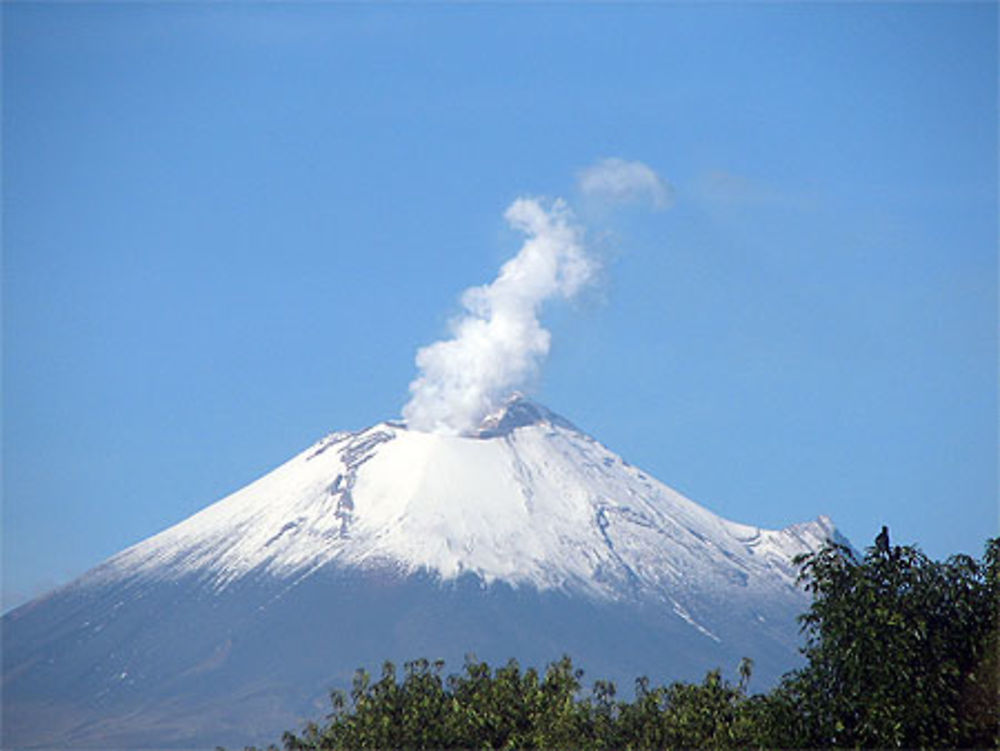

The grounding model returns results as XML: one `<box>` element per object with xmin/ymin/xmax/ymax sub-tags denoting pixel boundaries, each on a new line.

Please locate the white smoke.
<box><xmin>578</xmin><ymin>157</ymin><xmax>673</xmax><ymax>210</ymax></box>
<box><xmin>403</xmin><ymin>197</ymin><xmax>594</xmax><ymax>434</ymax></box>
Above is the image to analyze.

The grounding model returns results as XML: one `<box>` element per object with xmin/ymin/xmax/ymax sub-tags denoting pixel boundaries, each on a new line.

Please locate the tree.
<box><xmin>272</xmin><ymin>532</ymin><xmax>999</xmax><ymax>750</ymax></box>
<box><xmin>767</xmin><ymin>535</ymin><xmax>999</xmax><ymax>748</ymax></box>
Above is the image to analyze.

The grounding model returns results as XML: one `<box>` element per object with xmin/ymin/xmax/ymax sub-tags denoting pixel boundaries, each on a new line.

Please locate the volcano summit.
<box><xmin>2</xmin><ymin>396</ymin><xmax>843</xmax><ymax>748</ymax></box>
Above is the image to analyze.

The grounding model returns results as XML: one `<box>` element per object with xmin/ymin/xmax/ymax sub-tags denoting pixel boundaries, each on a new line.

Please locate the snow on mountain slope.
<box><xmin>3</xmin><ymin>395</ymin><xmax>844</xmax><ymax>749</ymax></box>
<box><xmin>97</xmin><ymin>395</ymin><xmax>834</xmax><ymax>612</ymax></box>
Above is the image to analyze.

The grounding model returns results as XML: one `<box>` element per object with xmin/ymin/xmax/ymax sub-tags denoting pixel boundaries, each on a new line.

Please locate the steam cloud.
<box><xmin>403</xmin><ymin>197</ymin><xmax>594</xmax><ymax>434</ymax></box>
<box><xmin>403</xmin><ymin>158</ymin><xmax>668</xmax><ymax>435</ymax></box>
<box><xmin>578</xmin><ymin>157</ymin><xmax>673</xmax><ymax>210</ymax></box>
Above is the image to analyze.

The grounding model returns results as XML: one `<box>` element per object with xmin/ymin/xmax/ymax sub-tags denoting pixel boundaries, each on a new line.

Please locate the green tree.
<box><xmin>767</xmin><ymin>535</ymin><xmax>999</xmax><ymax>748</ymax></box>
<box><xmin>273</xmin><ymin>531</ymin><xmax>999</xmax><ymax>751</ymax></box>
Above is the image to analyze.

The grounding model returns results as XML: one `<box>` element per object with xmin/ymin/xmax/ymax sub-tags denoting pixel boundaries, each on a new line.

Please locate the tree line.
<box><xmin>246</xmin><ymin>531</ymin><xmax>998</xmax><ymax>749</ymax></box>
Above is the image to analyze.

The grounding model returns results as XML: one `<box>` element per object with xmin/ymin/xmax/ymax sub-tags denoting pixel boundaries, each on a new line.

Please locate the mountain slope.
<box><xmin>2</xmin><ymin>396</ymin><xmax>843</xmax><ymax>748</ymax></box>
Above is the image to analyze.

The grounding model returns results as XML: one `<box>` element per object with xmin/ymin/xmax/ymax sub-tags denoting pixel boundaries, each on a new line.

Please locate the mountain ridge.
<box><xmin>2</xmin><ymin>395</ymin><xmax>845</xmax><ymax>748</ymax></box>
<box><xmin>85</xmin><ymin>395</ymin><xmax>835</xmax><ymax>606</ymax></box>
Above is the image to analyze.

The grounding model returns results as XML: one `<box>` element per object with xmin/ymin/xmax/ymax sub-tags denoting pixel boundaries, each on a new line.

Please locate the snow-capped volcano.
<box><xmin>100</xmin><ymin>394</ymin><xmax>831</xmax><ymax>609</ymax></box>
<box><xmin>2</xmin><ymin>396</ymin><xmax>843</xmax><ymax>749</ymax></box>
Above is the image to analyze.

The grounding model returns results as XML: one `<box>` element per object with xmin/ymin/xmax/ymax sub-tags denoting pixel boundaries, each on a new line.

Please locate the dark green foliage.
<box><xmin>269</xmin><ymin>533</ymin><xmax>998</xmax><ymax>750</ymax></box>
<box><xmin>283</xmin><ymin>655</ymin><xmax>590</xmax><ymax>750</ymax></box>
<box><xmin>767</xmin><ymin>534</ymin><xmax>999</xmax><ymax>748</ymax></box>
<box><xmin>281</xmin><ymin>654</ymin><xmax>760</xmax><ymax>751</ymax></box>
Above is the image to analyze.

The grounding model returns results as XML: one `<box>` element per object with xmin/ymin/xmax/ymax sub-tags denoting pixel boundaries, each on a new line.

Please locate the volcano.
<box><xmin>2</xmin><ymin>396</ymin><xmax>843</xmax><ymax>748</ymax></box>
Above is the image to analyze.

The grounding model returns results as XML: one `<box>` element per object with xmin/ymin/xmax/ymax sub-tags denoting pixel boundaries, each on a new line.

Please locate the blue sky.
<box><xmin>3</xmin><ymin>3</ymin><xmax>996</xmax><ymax>611</ymax></box>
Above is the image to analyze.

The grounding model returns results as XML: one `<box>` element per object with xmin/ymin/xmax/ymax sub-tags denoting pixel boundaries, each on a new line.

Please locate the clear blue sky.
<box><xmin>3</xmin><ymin>3</ymin><xmax>996</xmax><ymax>612</ymax></box>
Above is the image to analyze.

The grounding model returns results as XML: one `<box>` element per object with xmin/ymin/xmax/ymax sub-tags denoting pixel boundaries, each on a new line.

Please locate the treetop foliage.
<box><xmin>250</xmin><ymin>533</ymin><xmax>998</xmax><ymax>750</ymax></box>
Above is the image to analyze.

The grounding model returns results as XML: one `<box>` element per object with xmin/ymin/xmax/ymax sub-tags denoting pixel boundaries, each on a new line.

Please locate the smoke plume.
<box><xmin>403</xmin><ymin>197</ymin><xmax>594</xmax><ymax>434</ymax></box>
<box><xmin>578</xmin><ymin>157</ymin><xmax>673</xmax><ymax>210</ymax></box>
